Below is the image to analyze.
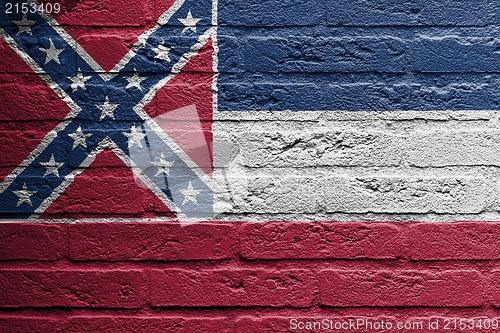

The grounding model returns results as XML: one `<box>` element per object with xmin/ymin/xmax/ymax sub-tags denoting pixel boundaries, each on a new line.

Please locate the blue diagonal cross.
<box><xmin>0</xmin><ymin>0</ymin><xmax>215</xmax><ymax>219</ymax></box>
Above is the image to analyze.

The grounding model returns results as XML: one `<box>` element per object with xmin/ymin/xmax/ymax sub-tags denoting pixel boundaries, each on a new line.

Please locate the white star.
<box><xmin>40</xmin><ymin>154</ymin><xmax>64</xmax><ymax>177</ymax></box>
<box><xmin>39</xmin><ymin>38</ymin><xmax>64</xmax><ymax>65</ymax></box>
<box><xmin>178</xmin><ymin>10</ymin><xmax>201</xmax><ymax>34</ymax></box>
<box><xmin>152</xmin><ymin>153</ymin><xmax>174</xmax><ymax>176</ymax></box>
<box><xmin>68</xmin><ymin>69</ymin><xmax>91</xmax><ymax>92</ymax></box>
<box><xmin>179</xmin><ymin>181</ymin><xmax>202</xmax><ymax>205</ymax></box>
<box><xmin>122</xmin><ymin>124</ymin><xmax>146</xmax><ymax>148</ymax></box>
<box><xmin>12</xmin><ymin>14</ymin><xmax>36</xmax><ymax>36</ymax></box>
<box><xmin>13</xmin><ymin>183</ymin><xmax>36</xmax><ymax>207</ymax></box>
<box><xmin>68</xmin><ymin>126</ymin><xmax>92</xmax><ymax>149</ymax></box>
<box><xmin>153</xmin><ymin>42</ymin><xmax>172</xmax><ymax>62</ymax></box>
<box><xmin>96</xmin><ymin>96</ymin><xmax>119</xmax><ymax>120</ymax></box>
<box><xmin>125</xmin><ymin>70</ymin><xmax>146</xmax><ymax>91</ymax></box>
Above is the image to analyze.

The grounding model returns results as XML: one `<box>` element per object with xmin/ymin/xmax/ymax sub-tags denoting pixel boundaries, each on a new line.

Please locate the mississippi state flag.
<box><xmin>0</xmin><ymin>0</ymin><xmax>217</xmax><ymax>220</ymax></box>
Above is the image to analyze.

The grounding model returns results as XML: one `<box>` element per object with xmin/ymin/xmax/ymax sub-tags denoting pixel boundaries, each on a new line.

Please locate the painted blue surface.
<box><xmin>217</xmin><ymin>0</ymin><xmax>500</xmax><ymax>111</ymax></box>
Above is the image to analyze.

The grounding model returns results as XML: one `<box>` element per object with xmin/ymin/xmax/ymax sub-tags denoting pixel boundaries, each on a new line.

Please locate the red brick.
<box><xmin>0</xmin><ymin>270</ymin><xmax>147</xmax><ymax>308</ymax></box>
<box><xmin>0</xmin><ymin>317</ymin><xmax>64</xmax><ymax>333</ymax></box>
<box><xmin>0</xmin><ymin>39</ymin><xmax>35</xmax><ymax>73</ymax></box>
<box><xmin>0</xmin><ymin>223</ymin><xmax>67</xmax><ymax>260</ymax></box>
<box><xmin>235</xmin><ymin>317</ymin><xmax>298</xmax><ymax>332</ymax></box>
<box><xmin>69</xmin><ymin>222</ymin><xmax>236</xmax><ymax>260</ymax></box>
<box><xmin>319</xmin><ymin>270</ymin><xmax>484</xmax><ymax>307</ymax></box>
<box><xmin>240</xmin><ymin>222</ymin><xmax>401</xmax><ymax>259</ymax></box>
<box><xmin>67</xmin><ymin>316</ymin><xmax>231</xmax><ymax>333</ymax></box>
<box><xmin>41</xmin><ymin>149</ymin><xmax>175</xmax><ymax>219</ymax></box>
<box><xmin>42</xmin><ymin>0</ymin><xmax>153</xmax><ymax>27</ymax></box>
<box><xmin>151</xmin><ymin>269</ymin><xmax>314</xmax><ymax>307</ymax></box>
<box><xmin>0</xmin><ymin>131</ymin><xmax>46</xmax><ymax>167</ymax></box>
<box><xmin>0</xmin><ymin>78</ymin><xmax>71</xmax><ymax>121</ymax></box>
<box><xmin>406</xmin><ymin>222</ymin><xmax>500</xmax><ymax>260</ymax></box>
<box><xmin>490</xmin><ymin>270</ymin><xmax>500</xmax><ymax>307</ymax></box>
<box><xmin>43</xmin><ymin>175</ymin><xmax>148</xmax><ymax>215</ymax></box>
<box><xmin>75</xmin><ymin>34</ymin><xmax>138</xmax><ymax>72</ymax></box>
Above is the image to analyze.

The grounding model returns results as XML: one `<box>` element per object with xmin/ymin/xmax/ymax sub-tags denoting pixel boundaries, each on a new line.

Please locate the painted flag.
<box><xmin>0</xmin><ymin>0</ymin><xmax>218</xmax><ymax>221</ymax></box>
<box><xmin>0</xmin><ymin>0</ymin><xmax>498</xmax><ymax>330</ymax></box>
<box><xmin>1</xmin><ymin>0</ymin><xmax>497</xmax><ymax>222</ymax></box>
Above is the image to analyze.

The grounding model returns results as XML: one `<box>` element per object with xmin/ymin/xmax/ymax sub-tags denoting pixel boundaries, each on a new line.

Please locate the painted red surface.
<box><xmin>0</xmin><ymin>221</ymin><xmax>499</xmax><ymax>332</ymax></box>
<box><xmin>41</xmin><ymin>149</ymin><xmax>175</xmax><ymax>219</ymax></box>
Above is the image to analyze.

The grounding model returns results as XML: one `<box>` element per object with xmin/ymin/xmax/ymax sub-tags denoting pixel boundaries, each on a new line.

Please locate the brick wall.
<box><xmin>2</xmin><ymin>221</ymin><xmax>500</xmax><ymax>332</ymax></box>
<box><xmin>218</xmin><ymin>0</ymin><xmax>500</xmax><ymax>112</ymax></box>
<box><xmin>2</xmin><ymin>0</ymin><xmax>500</xmax><ymax>331</ymax></box>
<box><xmin>214</xmin><ymin>110</ymin><xmax>499</xmax><ymax>221</ymax></box>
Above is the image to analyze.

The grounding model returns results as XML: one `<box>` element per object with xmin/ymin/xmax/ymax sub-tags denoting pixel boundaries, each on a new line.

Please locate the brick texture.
<box><xmin>0</xmin><ymin>222</ymin><xmax>500</xmax><ymax>330</ymax></box>
<box><xmin>406</xmin><ymin>222</ymin><xmax>500</xmax><ymax>260</ymax></box>
<box><xmin>0</xmin><ymin>317</ymin><xmax>64</xmax><ymax>333</ymax></box>
<box><xmin>69</xmin><ymin>222</ymin><xmax>236</xmax><ymax>260</ymax></box>
<box><xmin>325</xmin><ymin>0</ymin><xmax>491</xmax><ymax>26</ymax></box>
<box><xmin>151</xmin><ymin>268</ymin><xmax>314</xmax><ymax>307</ymax></box>
<box><xmin>240</xmin><ymin>221</ymin><xmax>401</xmax><ymax>259</ymax></box>
<box><xmin>3</xmin><ymin>0</ymin><xmax>500</xmax><ymax>331</ymax></box>
<box><xmin>0</xmin><ymin>223</ymin><xmax>67</xmax><ymax>260</ymax></box>
<box><xmin>319</xmin><ymin>270</ymin><xmax>485</xmax><ymax>307</ymax></box>
<box><xmin>66</xmin><ymin>317</ymin><xmax>231</xmax><ymax>333</ymax></box>
<box><xmin>0</xmin><ymin>270</ymin><xmax>147</xmax><ymax>308</ymax></box>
